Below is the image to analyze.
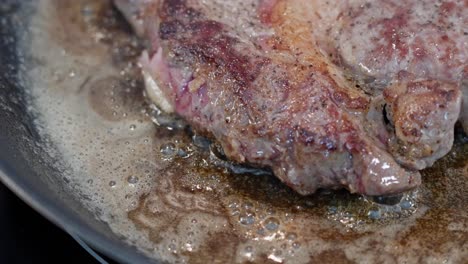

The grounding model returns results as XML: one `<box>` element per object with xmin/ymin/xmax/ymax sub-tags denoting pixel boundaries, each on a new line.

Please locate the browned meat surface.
<box><xmin>311</xmin><ymin>0</ymin><xmax>466</xmax><ymax>169</ymax></box>
<box><xmin>114</xmin><ymin>0</ymin><xmax>466</xmax><ymax>196</ymax></box>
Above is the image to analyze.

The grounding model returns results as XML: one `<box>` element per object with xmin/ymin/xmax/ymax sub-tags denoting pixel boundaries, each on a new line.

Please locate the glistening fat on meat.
<box><xmin>114</xmin><ymin>0</ymin><xmax>466</xmax><ymax>196</ymax></box>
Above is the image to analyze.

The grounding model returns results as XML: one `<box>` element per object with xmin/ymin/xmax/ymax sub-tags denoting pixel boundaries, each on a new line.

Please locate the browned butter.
<box><xmin>24</xmin><ymin>0</ymin><xmax>467</xmax><ymax>263</ymax></box>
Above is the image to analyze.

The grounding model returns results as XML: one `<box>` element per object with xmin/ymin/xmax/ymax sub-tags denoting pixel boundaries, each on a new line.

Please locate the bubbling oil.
<box><xmin>23</xmin><ymin>0</ymin><xmax>467</xmax><ymax>263</ymax></box>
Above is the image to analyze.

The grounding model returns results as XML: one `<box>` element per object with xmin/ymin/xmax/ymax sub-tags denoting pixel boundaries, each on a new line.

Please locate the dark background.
<box><xmin>0</xmin><ymin>182</ymin><xmax>105</xmax><ymax>264</ymax></box>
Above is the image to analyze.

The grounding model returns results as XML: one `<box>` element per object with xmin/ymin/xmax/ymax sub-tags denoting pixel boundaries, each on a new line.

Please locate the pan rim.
<box><xmin>0</xmin><ymin>161</ymin><xmax>158</xmax><ymax>264</ymax></box>
<box><xmin>0</xmin><ymin>1</ymin><xmax>159</xmax><ymax>262</ymax></box>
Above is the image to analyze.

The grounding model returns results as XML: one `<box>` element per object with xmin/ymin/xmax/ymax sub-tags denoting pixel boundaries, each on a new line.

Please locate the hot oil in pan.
<box><xmin>24</xmin><ymin>0</ymin><xmax>467</xmax><ymax>263</ymax></box>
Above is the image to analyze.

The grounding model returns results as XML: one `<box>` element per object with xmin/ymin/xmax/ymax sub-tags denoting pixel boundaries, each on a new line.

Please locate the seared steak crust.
<box><xmin>114</xmin><ymin>0</ymin><xmax>466</xmax><ymax>195</ymax></box>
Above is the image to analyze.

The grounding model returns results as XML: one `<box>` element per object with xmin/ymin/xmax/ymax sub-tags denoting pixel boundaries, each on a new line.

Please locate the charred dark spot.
<box><xmin>160</xmin><ymin>0</ymin><xmax>201</xmax><ymax>20</ymax></box>
<box><xmin>298</xmin><ymin>128</ymin><xmax>316</xmax><ymax>145</ymax></box>
<box><xmin>409</xmin><ymin>128</ymin><xmax>422</xmax><ymax>137</ymax></box>
<box><xmin>441</xmin><ymin>89</ymin><xmax>456</xmax><ymax>101</ymax></box>
<box><xmin>286</xmin><ymin>127</ymin><xmax>295</xmax><ymax>142</ymax></box>
<box><xmin>184</xmin><ymin>7</ymin><xmax>200</xmax><ymax>19</ymax></box>
<box><xmin>164</xmin><ymin>16</ymin><xmax>262</xmax><ymax>89</ymax></box>
<box><xmin>319</xmin><ymin>137</ymin><xmax>337</xmax><ymax>151</ymax></box>
<box><xmin>162</xmin><ymin>0</ymin><xmax>185</xmax><ymax>16</ymax></box>
<box><xmin>382</xmin><ymin>104</ymin><xmax>391</xmax><ymax>125</ymax></box>
<box><xmin>185</xmin><ymin>33</ymin><xmax>259</xmax><ymax>88</ymax></box>
<box><xmin>159</xmin><ymin>20</ymin><xmax>183</xmax><ymax>39</ymax></box>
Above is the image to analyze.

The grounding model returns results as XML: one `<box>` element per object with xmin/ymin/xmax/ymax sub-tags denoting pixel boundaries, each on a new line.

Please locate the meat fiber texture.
<box><xmin>114</xmin><ymin>0</ymin><xmax>466</xmax><ymax>196</ymax></box>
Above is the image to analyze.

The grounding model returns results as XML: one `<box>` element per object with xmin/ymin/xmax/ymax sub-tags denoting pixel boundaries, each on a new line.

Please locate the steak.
<box><xmin>311</xmin><ymin>0</ymin><xmax>466</xmax><ymax>169</ymax></box>
<box><xmin>114</xmin><ymin>0</ymin><xmax>466</xmax><ymax>196</ymax></box>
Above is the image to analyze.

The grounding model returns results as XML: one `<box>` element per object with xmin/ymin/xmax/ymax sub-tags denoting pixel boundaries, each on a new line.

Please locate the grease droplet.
<box><xmin>264</xmin><ymin>217</ymin><xmax>280</xmax><ymax>231</ymax></box>
<box><xmin>231</xmin><ymin>209</ymin><xmax>240</xmax><ymax>216</ymax></box>
<box><xmin>243</xmin><ymin>202</ymin><xmax>253</xmax><ymax>210</ymax></box>
<box><xmin>368</xmin><ymin>209</ymin><xmax>381</xmax><ymax>220</ymax></box>
<box><xmin>127</xmin><ymin>175</ymin><xmax>139</xmax><ymax>184</ymax></box>
<box><xmin>400</xmin><ymin>199</ymin><xmax>413</xmax><ymax>210</ymax></box>
<box><xmin>160</xmin><ymin>142</ymin><xmax>176</xmax><ymax>156</ymax></box>
<box><xmin>239</xmin><ymin>212</ymin><xmax>256</xmax><ymax>225</ymax></box>
<box><xmin>286</xmin><ymin>232</ymin><xmax>297</xmax><ymax>241</ymax></box>
<box><xmin>168</xmin><ymin>243</ymin><xmax>177</xmax><ymax>252</ymax></box>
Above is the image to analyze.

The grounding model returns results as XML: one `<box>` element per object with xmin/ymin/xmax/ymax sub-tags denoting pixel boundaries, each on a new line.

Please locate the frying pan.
<box><xmin>0</xmin><ymin>1</ymin><xmax>466</xmax><ymax>263</ymax></box>
<box><xmin>0</xmin><ymin>2</ymin><xmax>154</xmax><ymax>263</ymax></box>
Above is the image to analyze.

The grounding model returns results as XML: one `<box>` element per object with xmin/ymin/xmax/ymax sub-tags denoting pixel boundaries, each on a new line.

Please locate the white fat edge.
<box><xmin>140</xmin><ymin>50</ymin><xmax>174</xmax><ymax>113</ymax></box>
<box><xmin>143</xmin><ymin>70</ymin><xmax>175</xmax><ymax>113</ymax></box>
